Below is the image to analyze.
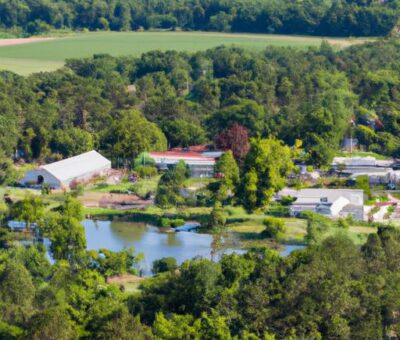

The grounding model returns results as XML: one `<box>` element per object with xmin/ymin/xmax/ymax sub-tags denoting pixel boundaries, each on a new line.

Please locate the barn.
<box><xmin>20</xmin><ymin>150</ymin><xmax>111</xmax><ymax>189</ymax></box>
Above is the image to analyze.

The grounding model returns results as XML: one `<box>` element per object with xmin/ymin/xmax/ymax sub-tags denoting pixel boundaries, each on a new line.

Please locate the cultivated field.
<box><xmin>0</xmin><ymin>31</ymin><xmax>371</xmax><ymax>75</ymax></box>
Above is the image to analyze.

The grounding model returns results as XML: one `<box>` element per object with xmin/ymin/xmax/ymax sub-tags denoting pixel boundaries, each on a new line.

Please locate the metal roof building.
<box><xmin>149</xmin><ymin>151</ymin><xmax>216</xmax><ymax>178</ymax></box>
<box><xmin>20</xmin><ymin>150</ymin><xmax>111</xmax><ymax>189</ymax></box>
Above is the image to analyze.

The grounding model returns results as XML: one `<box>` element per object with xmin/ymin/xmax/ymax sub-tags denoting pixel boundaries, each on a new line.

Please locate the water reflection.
<box><xmin>83</xmin><ymin>220</ymin><xmax>304</xmax><ymax>276</ymax></box>
<box><xmin>83</xmin><ymin>219</ymin><xmax>244</xmax><ymax>275</ymax></box>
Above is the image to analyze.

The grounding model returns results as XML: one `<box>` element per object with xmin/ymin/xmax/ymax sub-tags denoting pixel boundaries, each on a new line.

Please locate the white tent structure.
<box><xmin>20</xmin><ymin>150</ymin><xmax>111</xmax><ymax>189</ymax></box>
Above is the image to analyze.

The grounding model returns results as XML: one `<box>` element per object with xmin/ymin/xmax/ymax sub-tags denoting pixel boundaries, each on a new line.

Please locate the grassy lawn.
<box><xmin>0</xmin><ymin>31</ymin><xmax>371</xmax><ymax>75</ymax></box>
<box><xmin>224</xmin><ymin>205</ymin><xmax>378</xmax><ymax>247</ymax></box>
<box><xmin>224</xmin><ymin>206</ymin><xmax>307</xmax><ymax>247</ymax></box>
<box><xmin>89</xmin><ymin>176</ymin><xmax>160</xmax><ymax>197</ymax></box>
<box><xmin>334</xmin><ymin>151</ymin><xmax>389</xmax><ymax>160</ymax></box>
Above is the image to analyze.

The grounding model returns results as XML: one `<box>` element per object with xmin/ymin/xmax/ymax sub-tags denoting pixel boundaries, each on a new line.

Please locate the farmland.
<box><xmin>0</xmin><ymin>31</ymin><xmax>371</xmax><ymax>75</ymax></box>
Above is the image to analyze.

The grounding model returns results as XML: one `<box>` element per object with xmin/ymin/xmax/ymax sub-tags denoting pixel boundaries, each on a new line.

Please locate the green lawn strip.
<box><xmin>334</xmin><ymin>151</ymin><xmax>389</xmax><ymax>160</ymax></box>
<box><xmin>0</xmin><ymin>57</ymin><xmax>63</xmax><ymax>76</ymax></box>
<box><xmin>0</xmin><ymin>31</ymin><xmax>371</xmax><ymax>75</ymax></box>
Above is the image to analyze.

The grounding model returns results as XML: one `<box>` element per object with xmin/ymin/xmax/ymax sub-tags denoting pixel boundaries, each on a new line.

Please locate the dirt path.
<box><xmin>0</xmin><ymin>37</ymin><xmax>54</xmax><ymax>47</ymax></box>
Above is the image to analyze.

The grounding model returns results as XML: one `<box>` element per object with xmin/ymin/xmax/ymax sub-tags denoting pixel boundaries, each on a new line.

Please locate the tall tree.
<box><xmin>239</xmin><ymin>138</ymin><xmax>294</xmax><ymax>211</ymax></box>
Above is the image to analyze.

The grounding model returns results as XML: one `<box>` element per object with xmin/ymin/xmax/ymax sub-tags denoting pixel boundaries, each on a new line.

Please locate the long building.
<box><xmin>149</xmin><ymin>151</ymin><xmax>216</xmax><ymax>178</ymax></box>
<box><xmin>20</xmin><ymin>150</ymin><xmax>111</xmax><ymax>189</ymax></box>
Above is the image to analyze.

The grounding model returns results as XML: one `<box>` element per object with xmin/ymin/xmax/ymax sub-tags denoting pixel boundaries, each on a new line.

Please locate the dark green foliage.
<box><xmin>152</xmin><ymin>257</ymin><xmax>178</xmax><ymax>274</ymax></box>
<box><xmin>2</xmin><ymin>212</ymin><xmax>400</xmax><ymax>338</ymax></box>
<box><xmin>0</xmin><ymin>0</ymin><xmax>397</xmax><ymax>37</ymax></box>
<box><xmin>301</xmin><ymin>210</ymin><xmax>335</xmax><ymax>244</ymax></box>
<box><xmin>207</xmin><ymin>206</ymin><xmax>227</xmax><ymax>230</ymax></box>
<box><xmin>1</xmin><ymin>41</ymin><xmax>400</xmax><ymax>166</ymax></box>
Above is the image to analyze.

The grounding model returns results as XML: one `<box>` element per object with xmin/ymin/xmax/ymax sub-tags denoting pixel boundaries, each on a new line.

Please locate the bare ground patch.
<box><xmin>0</xmin><ymin>37</ymin><xmax>55</xmax><ymax>47</ymax></box>
<box><xmin>78</xmin><ymin>192</ymin><xmax>152</xmax><ymax>210</ymax></box>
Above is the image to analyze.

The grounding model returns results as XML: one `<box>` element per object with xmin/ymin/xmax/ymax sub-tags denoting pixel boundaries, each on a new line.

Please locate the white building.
<box><xmin>278</xmin><ymin>188</ymin><xmax>365</xmax><ymax>220</ymax></box>
<box><xmin>332</xmin><ymin>156</ymin><xmax>399</xmax><ymax>185</ymax></box>
<box><xmin>149</xmin><ymin>151</ymin><xmax>216</xmax><ymax>178</ymax></box>
<box><xmin>20</xmin><ymin>150</ymin><xmax>111</xmax><ymax>189</ymax></box>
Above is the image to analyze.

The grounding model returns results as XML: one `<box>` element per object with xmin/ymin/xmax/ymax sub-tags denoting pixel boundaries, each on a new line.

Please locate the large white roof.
<box><xmin>41</xmin><ymin>150</ymin><xmax>111</xmax><ymax>182</ymax></box>
<box><xmin>294</xmin><ymin>188</ymin><xmax>364</xmax><ymax>206</ymax></box>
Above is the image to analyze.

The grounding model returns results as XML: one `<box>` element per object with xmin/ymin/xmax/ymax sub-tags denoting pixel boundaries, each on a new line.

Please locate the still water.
<box><xmin>83</xmin><ymin>219</ymin><xmax>305</xmax><ymax>275</ymax></box>
<box><xmin>83</xmin><ymin>219</ymin><xmax>245</xmax><ymax>275</ymax></box>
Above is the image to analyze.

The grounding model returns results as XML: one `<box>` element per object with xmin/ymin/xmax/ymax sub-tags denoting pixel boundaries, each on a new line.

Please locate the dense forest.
<box><xmin>1</xmin><ymin>194</ymin><xmax>400</xmax><ymax>338</ymax></box>
<box><xmin>2</xmin><ymin>39</ymin><xmax>400</xmax><ymax>173</ymax></box>
<box><xmin>0</xmin><ymin>0</ymin><xmax>399</xmax><ymax>37</ymax></box>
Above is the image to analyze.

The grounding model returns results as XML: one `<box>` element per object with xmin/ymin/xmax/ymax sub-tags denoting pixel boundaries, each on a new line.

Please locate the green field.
<box><xmin>0</xmin><ymin>31</ymin><xmax>370</xmax><ymax>75</ymax></box>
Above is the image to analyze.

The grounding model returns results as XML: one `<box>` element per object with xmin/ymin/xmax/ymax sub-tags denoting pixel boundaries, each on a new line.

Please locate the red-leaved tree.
<box><xmin>215</xmin><ymin>123</ymin><xmax>250</xmax><ymax>162</ymax></box>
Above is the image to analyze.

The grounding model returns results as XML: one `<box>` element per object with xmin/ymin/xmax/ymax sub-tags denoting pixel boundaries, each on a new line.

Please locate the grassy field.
<box><xmin>0</xmin><ymin>31</ymin><xmax>371</xmax><ymax>75</ymax></box>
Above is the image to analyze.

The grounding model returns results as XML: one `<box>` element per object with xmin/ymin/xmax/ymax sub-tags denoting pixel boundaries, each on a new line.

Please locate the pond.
<box><xmin>84</xmin><ymin>219</ymin><xmax>245</xmax><ymax>275</ymax></box>
<box><xmin>83</xmin><ymin>219</ymin><xmax>305</xmax><ymax>276</ymax></box>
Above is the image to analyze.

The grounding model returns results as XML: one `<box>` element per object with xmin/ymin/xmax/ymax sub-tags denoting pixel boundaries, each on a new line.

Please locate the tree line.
<box><xmin>1</xmin><ymin>195</ymin><xmax>400</xmax><ymax>338</ymax></box>
<box><xmin>0</xmin><ymin>0</ymin><xmax>399</xmax><ymax>37</ymax></box>
<box><xmin>3</xmin><ymin>39</ymin><xmax>400</xmax><ymax>178</ymax></box>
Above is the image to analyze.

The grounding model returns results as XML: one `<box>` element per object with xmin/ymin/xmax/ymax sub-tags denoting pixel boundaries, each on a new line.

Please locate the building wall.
<box><xmin>341</xmin><ymin>206</ymin><xmax>364</xmax><ymax>221</ymax></box>
<box><xmin>21</xmin><ymin>164</ymin><xmax>111</xmax><ymax>189</ymax></box>
<box><xmin>20</xmin><ymin>169</ymin><xmax>62</xmax><ymax>189</ymax></box>
<box><xmin>188</xmin><ymin>164</ymin><xmax>214</xmax><ymax>178</ymax></box>
<box><xmin>62</xmin><ymin>164</ymin><xmax>111</xmax><ymax>187</ymax></box>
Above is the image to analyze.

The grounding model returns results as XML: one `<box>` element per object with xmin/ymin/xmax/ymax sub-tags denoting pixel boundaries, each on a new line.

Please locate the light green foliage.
<box><xmin>155</xmin><ymin>160</ymin><xmax>189</xmax><ymax>208</ymax></box>
<box><xmin>355</xmin><ymin>175</ymin><xmax>371</xmax><ymax>199</ymax></box>
<box><xmin>87</xmin><ymin>248</ymin><xmax>139</xmax><ymax>277</ymax></box>
<box><xmin>47</xmin><ymin>215</ymin><xmax>86</xmax><ymax>264</ymax></box>
<box><xmin>42</xmin><ymin>198</ymin><xmax>86</xmax><ymax>264</ymax></box>
<box><xmin>240</xmin><ymin>138</ymin><xmax>294</xmax><ymax>212</ymax></box>
<box><xmin>10</xmin><ymin>194</ymin><xmax>44</xmax><ymax>229</ymax></box>
<box><xmin>153</xmin><ymin>313</ymin><xmax>200</xmax><ymax>339</ymax></box>
<box><xmin>59</xmin><ymin>196</ymin><xmax>84</xmax><ymax>221</ymax></box>
<box><xmin>262</xmin><ymin>217</ymin><xmax>286</xmax><ymax>239</ymax></box>
<box><xmin>134</xmin><ymin>165</ymin><xmax>158</xmax><ymax>178</ymax></box>
<box><xmin>215</xmin><ymin>150</ymin><xmax>240</xmax><ymax>190</ymax></box>
<box><xmin>133</xmin><ymin>152</ymin><xmax>156</xmax><ymax>169</ymax></box>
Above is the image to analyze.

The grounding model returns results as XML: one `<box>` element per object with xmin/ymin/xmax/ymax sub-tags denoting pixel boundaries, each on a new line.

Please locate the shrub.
<box><xmin>152</xmin><ymin>257</ymin><xmax>177</xmax><ymax>274</ymax></box>
<box><xmin>336</xmin><ymin>218</ymin><xmax>349</xmax><ymax>229</ymax></box>
<box><xmin>262</xmin><ymin>217</ymin><xmax>286</xmax><ymax>239</ymax></box>
<box><xmin>207</xmin><ymin>207</ymin><xmax>226</xmax><ymax>229</ymax></box>
<box><xmin>135</xmin><ymin>165</ymin><xmax>158</xmax><ymax>178</ymax></box>
<box><xmin>281</xmin><ymin>196</ymin><xmax>296</xmax><ymax>206</ymax></box>
<box><xmin>71</xmin><ymin>184</ymin><xmax>84</xmax><ymax>197</ymax></box>
<box><xmin>96</xmin><ymin>182</ymin><xmax>109</xmax><ymax>189</ymax></box>
<box><xmin>159</xmin><ymin>218</ymin><xmax>185</xmax><ymax>228</ymax></box>
<box><xmin>41</xmin><ymin>183</ymin><xmax>51</xmax><ymax>195</ymax></box>
<box><xmin>265</xmin><ymin>204</ymin><xmax>290</xmax><ymax>217</ymax></box>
